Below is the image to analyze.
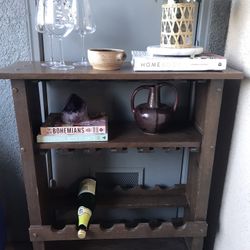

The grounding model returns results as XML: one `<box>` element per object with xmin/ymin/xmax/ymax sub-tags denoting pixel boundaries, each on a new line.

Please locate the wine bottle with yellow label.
<box><xmin>77</xmin><ymin>177</ymin><xmax>96</xmax><ymax>239</ymax></box>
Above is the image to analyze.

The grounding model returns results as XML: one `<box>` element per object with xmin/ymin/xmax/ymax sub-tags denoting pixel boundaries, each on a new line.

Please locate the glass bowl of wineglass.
<box><xmin>35</xmin><ymin>0</ymin><xmax>55</xmax><ymax>67</ymax></box>
<box><xmin>73</xmin><ymin>0</ymin><xmax>96</xmax><ymax>66</ymax></box>
<box><xmin>45</xmin><ymin>0</ymin><xmax>76</xmax><ymax>70</ymax></box>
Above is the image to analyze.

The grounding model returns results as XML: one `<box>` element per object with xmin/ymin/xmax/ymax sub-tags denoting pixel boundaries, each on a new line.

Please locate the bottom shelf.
<box><xmin>46</xmin><ymin>238</ymin><xmax>189</xmax><ymax>250</ymax></box>
<box><xmin>29</xmin><ymin>221</ymin><xmax>207</xmax><ymax>241</ymax></box>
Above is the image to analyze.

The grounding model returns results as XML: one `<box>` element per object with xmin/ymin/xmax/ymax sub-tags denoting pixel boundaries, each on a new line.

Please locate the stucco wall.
<box><xmin>214</xmin><ymin>1</ymin><xmax>250</xmax><ymax>250</ymax></box>
<box><xmin>0</xmin><ymin>0</ymin><xmax>31</xmax><ymax>241</ymax></box>
<box><xmin>207</xmin><ymin>0</ymin><xmax>231</xmax><ymax>55</ymax></box>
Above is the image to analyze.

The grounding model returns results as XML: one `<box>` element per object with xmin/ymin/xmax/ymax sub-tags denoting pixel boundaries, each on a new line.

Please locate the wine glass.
<box><xmin>35</xmin><ymin>0</ymin><xmax>55</xmax><ymax>67</ymax></box>
<box><xmin>45</xmin><ymin>0</ymin><xmax>76</xmax><ymax>70</ymax></box>
<box><xmin>73</xmin><ymin>0</ymin><xmax>96</xmax><ymax>66</ymax></box>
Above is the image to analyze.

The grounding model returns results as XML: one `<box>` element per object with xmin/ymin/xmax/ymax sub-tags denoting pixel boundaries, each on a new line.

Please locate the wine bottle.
<box><xmin>77</xmin><ymin>178</ymin><xmax>96</xmax><ymax>239</ymax></box>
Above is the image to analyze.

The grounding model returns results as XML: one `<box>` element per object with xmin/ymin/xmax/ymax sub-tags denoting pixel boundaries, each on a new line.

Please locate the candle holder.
<box><xmin>160</xmin><ymin>0</ymin><xmax>196</xmax><ymax>48</ymax></box>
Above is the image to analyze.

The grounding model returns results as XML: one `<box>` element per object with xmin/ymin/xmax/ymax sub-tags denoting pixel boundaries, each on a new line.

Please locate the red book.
<box><xmin>40</xmin><ymin>113</ymin><xmax>108</xmax><ymax>136</ymax></box>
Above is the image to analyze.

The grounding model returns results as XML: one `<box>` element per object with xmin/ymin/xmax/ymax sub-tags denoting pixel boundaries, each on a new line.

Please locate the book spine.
<box><xmin>132</xmin><ymin>58</ymin><xmax>227</xmax><ymax>71</ymax></box>
<box><xmin>40</xmin><ymin>125</ymin><xmax>107</xmax><ymax>135</ymax></box>
<box><xmin>37</xmin><ymin>133</ymin><xmax>108</xmax><ymax>143</ymax></box>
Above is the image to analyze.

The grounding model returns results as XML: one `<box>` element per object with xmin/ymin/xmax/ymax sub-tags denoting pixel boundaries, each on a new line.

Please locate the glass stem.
<box><xmin>81</xmin><ymin>35</ymin><xmax>86</xmax><ymax>63</ymax></box>
<box><xmin>58</xmin><ymin>36</ymin><xmax>65</xmax><ymax>65</ymax></box>
<box><xmin>48</xmin><ymin>34</ymin><xmax>54</xmax><ymax>63</ymax></box>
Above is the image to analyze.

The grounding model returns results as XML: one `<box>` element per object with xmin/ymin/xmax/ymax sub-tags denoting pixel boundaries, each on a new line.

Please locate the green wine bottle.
<box><xmin>77</xmin><ymin>178</ymin><xmax>96</xmax><ymax>239</ymax></box>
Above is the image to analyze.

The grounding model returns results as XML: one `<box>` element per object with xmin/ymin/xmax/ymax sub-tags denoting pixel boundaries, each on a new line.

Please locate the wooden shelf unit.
<box><xmin>0</xmin><ymin>62</ymin><xmax>243</xmax><ymax>250</ymax></box>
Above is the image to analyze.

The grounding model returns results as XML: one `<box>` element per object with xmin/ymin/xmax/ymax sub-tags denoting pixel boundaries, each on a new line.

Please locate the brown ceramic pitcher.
<box><xmin>131</xmin><ymin>83</ymin><xmax>178</xmax><ymax>134</ymax></box>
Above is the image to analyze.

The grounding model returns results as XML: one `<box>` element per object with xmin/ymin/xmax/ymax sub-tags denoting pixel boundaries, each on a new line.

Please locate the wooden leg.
<box><xmin>32</xmin><ymin>242</ymin><xmax>46</xmax><ymax>250</ymax></box>
<box><xmin>185</xmin><ymin>237</ymin><xmax>204</xmax><ymax>250</ymax></box>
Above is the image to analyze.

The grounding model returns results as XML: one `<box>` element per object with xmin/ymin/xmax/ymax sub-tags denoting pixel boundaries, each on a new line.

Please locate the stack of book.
<box><xmin>131</xmin><ymin>51</ymin><xmax>227</xmax><ymax>72</ymax></box>
<box><xmin>37</xmin><ymin>113</ymin><xmax>108</xmax><ymax>143</ymax></box>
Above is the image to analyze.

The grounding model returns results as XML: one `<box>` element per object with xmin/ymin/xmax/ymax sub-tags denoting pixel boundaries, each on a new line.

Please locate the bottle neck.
<box><xmin>78</xmin><ymin>178</ymin><xmax>96</xmax><ymax>196</ymax></box>
<box><xmin>148</xmin><ymin>86</ymin><xmax>160</xmax><ymax>109</ymax></box>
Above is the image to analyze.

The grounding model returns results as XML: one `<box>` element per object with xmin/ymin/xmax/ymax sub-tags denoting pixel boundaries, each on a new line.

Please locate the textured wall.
<box><xmin>0</xmin><ymin>0</ymin><xmax>31</xmax><ymax>241</ymax></box>
<box><xmin>213</xmin><ymin>1</ymin><xmax>250</xmax><ymax>250</ymax></box>
<box><xmin>206</xmin><ymin>0</ymin><xmax>231</xmax><ymax>55</ymax></box>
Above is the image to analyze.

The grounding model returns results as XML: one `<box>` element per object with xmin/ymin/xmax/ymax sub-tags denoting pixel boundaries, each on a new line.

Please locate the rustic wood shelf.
<box><xmin>37</xmin><ymin>124</ymin><xmax>201</xmax><ymax>150</ymax></box>
<box><xmin>50</xmin><ymin>185</ymin><xmax>187</xmax><ymax>211</ymax></box>
<box><xmin>29</xmin><ymin>221</ymin><xmax>207</xmax><ymax>241</ymax></box>
<box><xmin>0</xmin><ymin>62</ymin><xmax>243</xmax><ymax>250</ymax></box>
<box><xmin>98</xmin><ymin>184</ymin><xmax>188</xmax><ymax>208</ymax></box>
<box><xmin>0</xmin><ymin>61</ymin><xmax>243</xmax><ymax>80</ymax></box>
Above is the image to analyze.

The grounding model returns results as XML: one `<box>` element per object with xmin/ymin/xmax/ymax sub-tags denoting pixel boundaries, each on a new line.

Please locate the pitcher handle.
<box><xmin>158</xmin><ymin>82</ymin><xmax>179</xmax><ymax>112</ymax></box>
<box><xmin>131</xmin><ymin>85</ymin><xmax>151</xmax><ymax>113</ymax></box>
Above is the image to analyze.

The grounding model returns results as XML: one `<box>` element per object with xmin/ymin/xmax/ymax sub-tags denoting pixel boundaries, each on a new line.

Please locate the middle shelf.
<box><xmin>37</xmin><ymin>123</ymin><xmax>201</xmax><ymax>150</ymax></box>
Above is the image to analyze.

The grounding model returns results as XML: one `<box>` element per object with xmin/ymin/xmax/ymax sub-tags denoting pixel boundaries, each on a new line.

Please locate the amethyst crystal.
<box><xmin>61</xmin><ymin>94</ymin><xmax>89</xmax><ymax>125</ymax></box>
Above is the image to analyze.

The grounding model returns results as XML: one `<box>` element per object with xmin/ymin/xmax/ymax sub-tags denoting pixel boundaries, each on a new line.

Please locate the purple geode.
<box><xmin>61</xmin><ymin>94</ymin><xmax>89</xmax><ymax>125</ymax></box>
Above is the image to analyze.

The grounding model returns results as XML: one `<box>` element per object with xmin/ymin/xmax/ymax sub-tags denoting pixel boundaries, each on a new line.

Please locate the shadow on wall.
<box><xmin>0</xmin><ymin>158</ymin><xmax>30</xmax><ymax>242</ymax></box>
<box><xmin>207</xmin><ymin>1</ymin><xmax>232</xmax><ymax>55</ymax></box>
<box><xmin>0</xmin><ymin>81</ymin><xmax>30</xmax><ymax>242</ymax></box>
<box><xmin>204</xmin><ymin>80</ymin><xmax>241</xmax><ymax>250</ymax></box>
<box><xmin>0</xmin><ymin>202</ymin><xmax>5</xmax><ymax>250</ymax></box>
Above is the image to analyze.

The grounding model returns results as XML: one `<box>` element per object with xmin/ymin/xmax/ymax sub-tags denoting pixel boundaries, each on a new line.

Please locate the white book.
<box><xmin>147</xmin><ymin>45</ymin><xmax>204</xmax><ymax>57</ymax></box>
<box><xmin>131</xmin><ymin>51</ymin><xmax>227</xmax><ymax>72</ymax></box>
<box><xmin>37</xmin><ymin>133</ymin><xmax>108</xmax><ymax>143</ymax></box>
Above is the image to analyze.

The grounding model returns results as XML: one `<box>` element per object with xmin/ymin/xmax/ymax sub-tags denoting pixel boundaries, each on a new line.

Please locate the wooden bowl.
<box><xmin>88</xmin><ymin>48</ymin><xmax>126</xmax><ymax>70</ymax></box>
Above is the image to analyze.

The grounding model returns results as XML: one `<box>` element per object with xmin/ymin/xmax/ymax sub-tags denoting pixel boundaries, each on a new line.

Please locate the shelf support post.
<box><xmin>11</xmin><ymin>79</ymin><xmax>49</xmax><ymax>250</ymax></box>
<box><xmin>185</xmin><ymin>79</ymin><xmax>224</xmax><ymax>250</ymax></box>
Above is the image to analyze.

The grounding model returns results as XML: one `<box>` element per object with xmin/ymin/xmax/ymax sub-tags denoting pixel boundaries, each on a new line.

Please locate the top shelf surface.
<box><xmin>0</xmin><ymin>61</ymin><xmax>244</xmax><ymax>80</ymax></box>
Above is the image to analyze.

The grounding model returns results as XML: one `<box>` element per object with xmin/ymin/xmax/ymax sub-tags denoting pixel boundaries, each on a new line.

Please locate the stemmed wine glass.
<box><xmin>45</xmin><ymin>0</ymin><xmax>76</xmax><ymax>70</ymax></box>
<box><xmin>73</xmin><ymin>0</ymin><xmax>96</xmax><ymax>66</ymax></box>
<box><xmin>35</xmin><ymin>0</ymin><xmax>55</xmax><ymax>67</ymax></box>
